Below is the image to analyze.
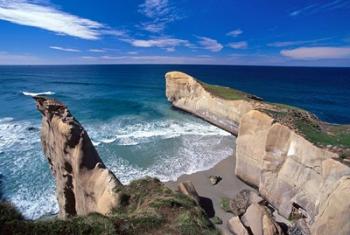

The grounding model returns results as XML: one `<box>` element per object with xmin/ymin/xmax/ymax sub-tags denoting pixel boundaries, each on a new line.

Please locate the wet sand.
<box><xmin>165</xmin><ymin>152</ymin><xmax>253</xmax><ymax>234</ymax></box>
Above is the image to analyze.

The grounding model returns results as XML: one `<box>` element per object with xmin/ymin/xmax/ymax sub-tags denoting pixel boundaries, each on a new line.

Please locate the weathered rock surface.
<box><xmin>229</xmin><ymin>189</ymin><xmax>264</xmax><ymax>216</ymax></box>
<box><xmin>227</xmin><ymin>216</ymin><xmax>249</xmax><ymax>235</ymax></box>
<box><xmin>241</xmin><ymin>203</ymin><xmax>284</xmax><ymax>235</ymax></box>
<box><xmin>34</xmin><ymin>96</ymin><xmax>122</xmax><ymax>218</ymax></box>
<box><xmin>177</xmin><ymin>181</ymin><xmax>200</xmax><ymax>203</ymax></box>
<box><xmin>165</xmin><ymin>71</ymin><xmax>350</xmax><ymax>235</ymax></box>
<box><xmin>165</xmin><ymin>71</ymin><xmax>254</xmax><ymax>135</ymax></box>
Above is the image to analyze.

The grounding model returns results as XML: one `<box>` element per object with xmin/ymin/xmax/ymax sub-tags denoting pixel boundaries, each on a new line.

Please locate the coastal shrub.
<box><xmin>0</xmin><ymin>177</ymin><xmax>219</xmax><ymax>235</ymax></box>
<box><xmin>220</xmin><ymin>197</ymin><xmax>232</xmax><ymax>213</ymax></box>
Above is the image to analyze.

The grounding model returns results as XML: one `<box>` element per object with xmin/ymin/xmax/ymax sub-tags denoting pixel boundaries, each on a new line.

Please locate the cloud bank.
<box><xmin>281</xmin><ymin>47</ymin><xmax>350</xmax><ymax>60</ymax></box>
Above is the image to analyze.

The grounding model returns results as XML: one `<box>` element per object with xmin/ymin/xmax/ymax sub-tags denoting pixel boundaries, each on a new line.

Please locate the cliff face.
<box><xmin>165</xmin><ymin>71</ymin><xmax>350</xmax><ymax>235</ymax></box>
<box><xmin>166</xmin><ymin>71</ymin><xmax>254</xmax><ymax>135</ymax></box>
<box><xmin>34</xmin><ymin>96</ymin><xmax>122</xmax><ymax>218</ymax></box>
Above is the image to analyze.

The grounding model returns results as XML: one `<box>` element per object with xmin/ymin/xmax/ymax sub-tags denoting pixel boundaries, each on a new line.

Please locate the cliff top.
<box><xmin>1</xmin><ymin>178</ymin><xmax>219</xmax><ymax>235</ymax></box>
<box><xmin>166</xmin><ymin>71</ymin><xmax>350</xmax><ymax>159</ymax></box>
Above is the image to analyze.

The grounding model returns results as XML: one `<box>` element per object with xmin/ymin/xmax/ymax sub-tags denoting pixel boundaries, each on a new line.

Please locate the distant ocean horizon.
<box><xmin>0</xmin><ymin>64</ymin><xmax>349</xmax><ymax>219</ymax></box>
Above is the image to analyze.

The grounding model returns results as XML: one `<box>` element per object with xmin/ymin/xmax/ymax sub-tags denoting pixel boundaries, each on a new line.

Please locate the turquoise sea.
<box><xmin>0</xmin><ymin>65</ymin><xmax>349</xmax><ymax>219</ymax></box>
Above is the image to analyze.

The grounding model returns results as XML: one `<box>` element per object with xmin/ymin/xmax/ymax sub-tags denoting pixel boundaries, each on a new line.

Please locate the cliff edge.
<box><xmin>165</xmin><ymin>71</ymin><xmax>350</xmax><ymax>235</ymax></box>
<box><xmin>34</xmin><ymin>96</ymin><xmax>122</xmax><ymax>218</ymax></box>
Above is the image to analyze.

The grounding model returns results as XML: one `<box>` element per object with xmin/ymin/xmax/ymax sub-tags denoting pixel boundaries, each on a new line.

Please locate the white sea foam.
<box><xmin>22</xmin><ymin>91</ymin><xmax>55</xmax><ymax>97</ymax></box>
<box><xmin>88</xmin><ymin>119</ymin><xmax>230</xmax><ymax>146</ymax></box>
<box><xmin>1</xmin><ymin>116</ymin><xmax>234</xmax><ymax>220</ymax></box>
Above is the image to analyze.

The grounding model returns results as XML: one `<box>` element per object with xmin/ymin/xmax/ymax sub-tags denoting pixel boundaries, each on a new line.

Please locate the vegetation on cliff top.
<box><xmin>0</xmin><ymin>177</ymin><xmax>218</xmax><ymax>235</ymax></box>
<box><xmin>201</xmin><ymin>83</ymin><xmax>249</xmax><ymax>100</ymax></box>
<box><xmin>199</xmin><ymin>79</ymin><xmax>350</xmax><ymax>157</ymax></box>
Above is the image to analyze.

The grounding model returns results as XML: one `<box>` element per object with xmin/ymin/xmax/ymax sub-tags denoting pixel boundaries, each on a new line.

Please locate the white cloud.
<box><xmin>138</xmin><ymin>0</ymin><xmax>182</xmax><ymax>33</ymax></box>
<box><xmin>289</xmin><ymin>1</ymin><xmax>350</xmax><ymax>16</ymax></box>
<box><xmin>127</xmin><ymin>51</ymin><xmax>138</xmax><ymax>55</ymax></box>
<box><xmin>0</xmin><ymin>0</ymin><xmax>123</xmax><ymax>40</ymax></box>
<box><xmin>228</xmin><ymin>41</ymin><xmax>248</xmax><ymax>49</ymax></box>
<box><xmin>267</xmin><ymin>38</ymin><xmax>331</xmax><ymax>47</ymax></box>
<box><xmin>139</xmin><ymin>22</ymin><xmax>166</xmax><ymax>33</ymax></box>
<box><xmin>89</xmin><ymin>49</ymin><xmax>105</xmax><ymax>53</ymax></box>
<box><xmin>139</xmin><ymin>0</ymin><xmax>171</xmax><ymax>18</ymax></box>
<box><xmin>227</xmin><ymin>29</ymin><xmax>243</xmax><ymax>37</ymax></box>
<box><xmin>197</xmin><ymin>36</ymin><xmax>223</xmax><ymax>52</ymax></box>
<box><xmin>124</xmin><ymin>38</ymin><xmax>190</xmax><ymax>49</ymax></box>
<box><xmin>81</xmin><ymin>55</ymin><xmax>214</xmax><ymax>64</ymax></box>
<box><xmin>50</xmin><ymin>46</ymin><xmax>80</xmax><ymax>52</ymax></box>
<box><xmin>281</xmin><ymin>47</ymin><xmax>350</xmax><ymax>60</ymax></box>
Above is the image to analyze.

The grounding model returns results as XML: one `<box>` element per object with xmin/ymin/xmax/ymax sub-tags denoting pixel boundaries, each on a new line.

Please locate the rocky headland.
<box><xmin>1</xmin><ymin>71</ymin><xmax>349</xmax><ymax>235</ymax></box>
<box><xmin>165</xmin><ymin>71</ymin><xmax>350</xmax><ymax>235</ymax></box>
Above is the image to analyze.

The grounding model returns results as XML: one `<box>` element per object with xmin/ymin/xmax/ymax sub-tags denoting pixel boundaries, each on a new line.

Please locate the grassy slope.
<box><xmin>200</xmin><ymin>80</ymin><xmax>350</xmax><ymax>154</ymax></box>
<box><xmin>1</xmin><ymin>178</ymin><xmax>218</xmax><ymax>235</ymax></box>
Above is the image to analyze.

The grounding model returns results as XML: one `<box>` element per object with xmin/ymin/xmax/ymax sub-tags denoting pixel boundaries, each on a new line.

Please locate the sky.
<box><xmin>0</xmin><ymin>0</ymin><xmax>350</xmax><ymax>66</ymax></box>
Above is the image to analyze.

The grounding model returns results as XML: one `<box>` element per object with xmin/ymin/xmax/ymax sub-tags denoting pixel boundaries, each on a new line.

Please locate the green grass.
<box><xmin>201</xmin><ymin>83</ymin><xmax>248</xmax><ymax>100</ymax></box>
<box><xmin>199</xmin><ymin>79</ymin><xmax>350</xmax><ymax>154</ymax></box>
<box><xmin>220</xmin><ymin>197</ymin><xmax>232</xmax><ymax>213</ymax></box>
<box><xmin>1</xmin><ymin>178</ymin><xmax>218</xmax><ymax>235</ymax></box>
<box><xmin>296</xmin><ymin>121</ymin><xmax>350</xmax><ymax>148</ymax></box>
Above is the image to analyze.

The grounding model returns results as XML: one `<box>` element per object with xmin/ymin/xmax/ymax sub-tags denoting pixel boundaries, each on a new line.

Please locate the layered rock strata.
<box><xmin>34</xmin><ymin>96</ymin><xmax>122</xmax><ymax>218</ymax></box>
<box><xmin>165</xmin><ymin>71</ymin><xmax>350</xmax><ymax>235</ymax></box>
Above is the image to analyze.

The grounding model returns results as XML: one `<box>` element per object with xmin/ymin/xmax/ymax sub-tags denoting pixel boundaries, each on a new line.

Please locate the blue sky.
<box><xmin>0</xmin><ymin>0</ymin><xmax>349</xmax><ymax>66</ymax></box>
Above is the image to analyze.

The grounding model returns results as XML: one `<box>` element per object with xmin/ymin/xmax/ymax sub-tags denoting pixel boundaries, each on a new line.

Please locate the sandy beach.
<box><xmin>165</xmin><ymin>146</ymin><xmax>254</xmax><ymax>234</ymax></box>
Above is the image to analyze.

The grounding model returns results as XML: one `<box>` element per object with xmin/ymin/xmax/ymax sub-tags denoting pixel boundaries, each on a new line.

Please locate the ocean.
<box><xmin>0</xmin><ymin>65</ymin><xmax>349</xmax><ymax>219</ymax></box>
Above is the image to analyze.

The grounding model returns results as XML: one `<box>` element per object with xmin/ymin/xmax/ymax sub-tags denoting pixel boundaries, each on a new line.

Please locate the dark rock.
<box><xmin>208</xmin><ymin>175</ymin><xmax>222</xmax><ymax>185</ymax></box>
<box><xmin>247</xmin><ymin>94</ymin><xmax>264</xmax><ymax>101</ymax></box>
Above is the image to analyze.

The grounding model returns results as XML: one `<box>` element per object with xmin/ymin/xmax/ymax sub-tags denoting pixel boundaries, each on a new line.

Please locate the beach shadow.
<box><xmin>199</xmin><ymin>196</ymin><xmax>215</xmax><ymax>218</ymax></box>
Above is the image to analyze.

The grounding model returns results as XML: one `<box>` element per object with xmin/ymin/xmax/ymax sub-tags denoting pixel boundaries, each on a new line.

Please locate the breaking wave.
<box><xmin>22</xmin><ymin>91</ymin><xmax>55</xmax><ymax>97</ymax></box>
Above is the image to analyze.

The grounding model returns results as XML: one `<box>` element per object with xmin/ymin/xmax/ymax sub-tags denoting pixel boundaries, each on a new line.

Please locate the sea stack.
<box><xmin>34</xmin><ymin>96</ymin><xmax>122</xmax><ymax>218</ymax></box>
<box><xmin>165</xmin><ymin>71</ymin><xmax>350</xmax><ymax>235</ymax></box>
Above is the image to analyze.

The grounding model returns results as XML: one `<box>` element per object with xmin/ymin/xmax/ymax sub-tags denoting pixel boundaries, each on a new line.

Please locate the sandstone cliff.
<box><xmin>165</xmin><ymin>71</ymin><xmax>350</xmax><ymax>235</ymax></box>
<box><xmin>34</xmin><ymin>96</ymin><xmax>122</xmax><ymax>218</ymax></box>
<box><xmin>166</xmin><ymin>71</ymin><xmax>254</xmax><ymax>135</ymax></box>
<box><xmin>26</xmin><ymin>96</ymin><xmax>219</xmax><ymax>235</ymax></box>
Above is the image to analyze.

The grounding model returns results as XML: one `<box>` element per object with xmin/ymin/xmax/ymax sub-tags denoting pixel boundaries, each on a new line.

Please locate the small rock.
<box><xmin>227</xmin><ymin>216</ymin><xmax>249</xmax><ymax>235</ymax></box>
<box><xmin>209</xmin><ymin>175</ymin><xmax>222</xmax><ymax>185</ymax></box>
<box><xmin>26</xmin><ymin>126</ymin><xmax>38</xmax><ymax>132</ymax></box>
<box><xmin>210</xmin><ymin>216</ymin><xmax>223</xmax><ymax>225</ymax></box>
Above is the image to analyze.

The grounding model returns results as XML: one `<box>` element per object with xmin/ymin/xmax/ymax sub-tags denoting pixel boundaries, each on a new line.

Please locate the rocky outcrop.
<box><xmin>227</xmin><ymin>216</ymin><xmax>249</xmax><ymax>235</ymax></box>
<box><xmin>238</xmin><ymin>110</ymin><xmax>350</xmax><ymax>234</ymax></box>
<box><xmin>241</xmin><ymin>203</ymin><xmax>284</xmax><ymax>235</ymax></box>
<box><xmin>34</xmin><ymin>96</ymin><xmax>122</xmax><ymax>218</ymax></box>
<box><xmin>165</xmin><ymin>71</ymin><xmax>350</xmax><ymax>235</ymax></box>
<box><xmin>177</xmin><ymin>181</ymin><xmax>200</xmax><ymax>204</ymax></box>
<box><xmin>165</xmin><ymin>71</ymin><xmax>254</xmax><ymax>135</ymax></box>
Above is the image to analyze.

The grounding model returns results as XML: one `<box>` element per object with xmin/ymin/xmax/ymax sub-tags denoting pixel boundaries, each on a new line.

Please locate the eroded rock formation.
<box><xmin>166</xmin><ymin>71</ymin><xmax>254</xmax><ymax>135</ymax></box>
<box><xmin>34</xmin><ymin>96</ymin><xmax>122</xmax><ymax>218</ymax></box>
<box><xmin>165</xmin><ymin>71</ymin><xmax>350</xmax><ymax>235</ymax></box>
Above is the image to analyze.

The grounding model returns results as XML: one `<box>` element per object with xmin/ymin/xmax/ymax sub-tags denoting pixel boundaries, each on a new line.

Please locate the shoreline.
<box><xmin>164</xmin><ymin>149</ymin><xmax>253</xmax><ymax>234</ymax></box>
